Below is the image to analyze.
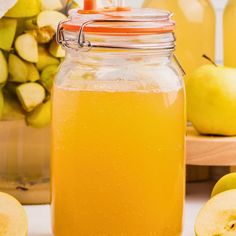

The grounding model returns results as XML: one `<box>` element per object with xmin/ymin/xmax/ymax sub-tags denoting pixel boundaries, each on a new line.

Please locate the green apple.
<box><xmin>37</xmin><ymin>46</ymin><xmax>59</xmax><ymax>71</ymax></box>
<box><xmin>26</xmin><ymin>100</ymin><xmax>51</xmax><ymax>128</ymax></box>
<box><xmin>195</xmin><ymin>189</ymin><xmax>236</xmax><ymax>235</ymax></box>
<box><xmin>16</xmin><ymin>82</ymin><xmax>46</xmax><ymax>112</ymax></box>
<box><xmin>186</xmin><ymin>64</ymin><xmax>236</xmax><ymax>136</ymax></box>
<box><xmin>40</xmin><ymin>0</ymin><xmax>63</xmax><ymax>10</ymax></box>
<box><xmin>5</xmin><ymin>0</ymin><xmax>41</xmax><ymax>18</ymax></box>
<box><xmin>37</xmin><ymin>10</ymin><xmax>67</xmax><ymax>31</ymax></box>
<box><xmin>49</xmin><ymin>40</ymin><xmax>65</xmax><ymax>58</ymax></box>
<box><xmin>0</xmin><ymin>0</ymin><xmax>17</xmax><ymax>18</ymax></box>
<box><xmin>40</xmin><ymin>65</ymin><xmax>58</xmax><ymax>92</ymax></box>
<box><xmin>0</xmin><ymin>18</ymin><xmax>17</xmax><ymax>51</ymax></box>
<box><xmin>8</xmin><ymin>54</ymin><xmax>28</xmax><ymax>83</ymax></box>
<box><xmin>0</xmin><ymin>50</ymin><xmax>8</xmax><ymax>84</ymax></box>
<box><xmin>211</xmin><ymin>173</ymin><xmax>236</xmax><ymax>197</ymax></box>
<box><xmin>15</xmin><ymin>33</ymin><xmax>38</xmax><ymax>62</ymax></box>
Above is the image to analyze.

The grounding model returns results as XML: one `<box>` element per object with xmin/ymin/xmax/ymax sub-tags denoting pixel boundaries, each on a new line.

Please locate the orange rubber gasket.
<box><xmin>62</xmin><ymin>22</ymin><xmax>175</xmax><ymax>35</ymax></box>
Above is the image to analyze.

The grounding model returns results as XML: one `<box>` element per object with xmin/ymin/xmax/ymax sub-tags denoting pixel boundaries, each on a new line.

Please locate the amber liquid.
<box><xmin>143</xmin><ymin>0</ymin><xmax>215</xmax><ymax>75</ymax></box>
<box><xmin>52</xmin><ymin>86</ymin><xmax>185</xmax><ymax>236</ymax></box>
<box><xmin>224</xmin><ymin>0</ymin><xmax>236</xmax><ymax>67</ymax></box>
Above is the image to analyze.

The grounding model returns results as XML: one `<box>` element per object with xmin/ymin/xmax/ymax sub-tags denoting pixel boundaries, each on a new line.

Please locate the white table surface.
<box><xmin>24</xmin><ymin>182</ymin><xmax>215</xmax><ymax>236</ymax></box>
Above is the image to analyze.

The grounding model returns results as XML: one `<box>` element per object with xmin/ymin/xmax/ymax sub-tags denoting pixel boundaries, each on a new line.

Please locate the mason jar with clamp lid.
<box><xmin>52</xmin><ymin>1</ymin><xmax>186</xmax><ymax>235</ymax></box>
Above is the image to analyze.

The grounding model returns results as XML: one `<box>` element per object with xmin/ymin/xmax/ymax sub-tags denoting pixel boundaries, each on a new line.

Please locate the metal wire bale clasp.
<box><xmin>56</xmin><ymin>18</ymin><xmax>176</xmax><ymax>50</ymax></box>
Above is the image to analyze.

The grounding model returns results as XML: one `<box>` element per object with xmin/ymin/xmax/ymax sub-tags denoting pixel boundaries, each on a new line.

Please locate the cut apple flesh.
<box><xmin>37</xmin><ymin>10</ymin><xmax>67</xmax><ymax>31</ymax></box>
<box><xmin>37</xmin><ymin>46</ymin><xmax>59</xmax><ymax>71</ymax></box>
<box><xmin>0</xmin><ymin>192</ymin><xmax>28</xmax><ymax>236</ymax></box>
<box><xmin>15</xmin><ymin>34</ymin><xmax>38</xmax><ymax>63</ymax></box>
<box><xmin>49</xmin><ymin>40</ymin><xmax>65</xmax><ymax>58</ymax></box>
<box><xmin>5</xmin><ymin>0</ymin><xmax>41</xmax><ymax>18</ymax></box>
<box><xmin>0</xmin><ymin>18</ymin><xmax>17</xmax><ymax>51</ymax></box>
<box><xmin>40</xmin><ymin>65</ymin><xmax>58</xmax><ymax>91</ymax></box>
<box><xmin>41</xmin><ymin>0</ymin><xmax>63</xmax><ymax>11</ymax></box>
<box><xmin>26</xmin><ymin>100</ymin><xmax>51</xmax><ymax>128</ymax></box>
<box><xmin>195</xmin><ymin>189</ymin><xmax>236</xmax><ymax>236</ymax></box>
<box><xmin>0</xmin><ymin>50</ymin><xmax>8</xmax><ymax>84</ymax></box>
<box><xmin>16</xmin><ymin>82</ymin><xmax>46</xmax><ymax>112</ymax></box>
<box><xmin>8</xmin><ymin>54</ymin><xmax>28</xmax><ymax>83</ymax></box>
<box><xmin>26</xmin><ymin>63</ymin><xmax>40</xmax><ymax>82</ymax></box>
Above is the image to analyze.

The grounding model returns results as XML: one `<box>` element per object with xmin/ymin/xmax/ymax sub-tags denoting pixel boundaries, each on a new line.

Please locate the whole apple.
<box><xmin>186</xmin><ymin>64</ymin><xmax>236</xmax><ymax>136</ymax></box>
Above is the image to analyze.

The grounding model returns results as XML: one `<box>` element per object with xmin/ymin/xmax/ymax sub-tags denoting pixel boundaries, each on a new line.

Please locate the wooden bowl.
<box><xmin>186</xmin><ymin>127</ymin><xmax>236</xmax><ymax>166</ymax></box>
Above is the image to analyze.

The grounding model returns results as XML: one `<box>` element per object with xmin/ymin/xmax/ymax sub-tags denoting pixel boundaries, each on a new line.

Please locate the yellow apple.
<box><xmin>211</xmin><ymin>173</ymin><xmax>236</xmax><ymax>197</ymax></box>
<box><xmin>5</xmin><ymin>0</ymin><xmax>41</xmax><ymax>18</ymax></box>
<box><xmin>186</xmin><ymin>64</ymin><xmax>236</xmax><ymax>136</ymax></box>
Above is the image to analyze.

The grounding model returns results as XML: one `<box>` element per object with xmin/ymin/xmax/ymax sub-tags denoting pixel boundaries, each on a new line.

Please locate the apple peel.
<box><xmin>0</xmin><ymin>0</ymin><xmax>17</xmax><ymax>18</ymax></box>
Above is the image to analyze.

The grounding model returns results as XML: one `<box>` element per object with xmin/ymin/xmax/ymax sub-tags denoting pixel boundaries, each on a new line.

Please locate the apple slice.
<box><xmin>0</xmin><ymin>192</ymin><xmax>28</xmax><ymax>236</ymax></box>
<box><xmin>8</xmin><ymin>54</ymin><xmax>28</xmax><ymax>83</ymax></box>
<box><xmin>26</xmin><ymin>63</ymin><xmax>40</xmax><ymax>82</ymax></box>
<box><xmin>41</xmin><ymin>0</ymin><xmax>63</xmax><ymax>10</ymax></box>
<box><xmin>15</xmin><ymin>33</ymin><xmax>38</xmax><ymax>63</ymax></box>
<box><xmin>2</xmin><ymin>90</ymin><xmax>25</xmax><ymax>120</ymax></box>
<box><xmin>37</xmin><ymin>10</ymin><xmax>67</xmax><ymax>31</ymax></box>
<box><xmin>5</xmin><ymin>0</ymin><xmax>41</xmax><ymax>18</ymax></box>
<box><xmin>49</xmin><ymin>40</ymin><xmax>65</xmax><ymax>58</ymax></box>
<box><xmin>37</xmin><ymin>46</ymin><xmax>59</xmax><ymax>71</ymax></box>
<box><xmin>0</xmin><ymin>18</ymin><xmax>17</xmax><ymax>51</ymax></box>
<box><xmin>16</xmin><ymin>82</ymin><xmax>46</xmax><ymax>112</ymax></box>
<box><xmin>195</xmin><ymin>189</ymin><xmax>236</xmax><ymax>236</ymax></box>
<box><xmin>40</xmin><ymin>65</ymin><xmax>58</xmax><ymax>92</ymax></box>
<box><xmin>26</xmin><ymin>100</ymin><xmax>51</xmax><ymax>128</ymax></box>
<box><xmin>0</xmin><ymin>50</ymin><xmax>8</xmax><ymax>84</ymax></box>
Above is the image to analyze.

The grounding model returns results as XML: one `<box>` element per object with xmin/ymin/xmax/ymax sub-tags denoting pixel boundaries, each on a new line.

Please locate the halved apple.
<box><xmin>195</xmin><ymin>189</ymin><xmax>236</xmax><ymax>236</ymax></box>
<box><xmin>0</xmin><ymin>192</ymin><xmax>28</xmax><ymax>236</ymax></box>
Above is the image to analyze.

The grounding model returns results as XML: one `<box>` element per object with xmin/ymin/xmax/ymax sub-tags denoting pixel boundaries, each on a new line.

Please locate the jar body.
<box><xmin>0</xmin><ymin>119</ymin><xmax>50</xmax><ymax>204</ymax></box>
<box><xmin>52</xmin><ymin>47</ymin><xmax>185</xmax><ymax>235</ymax></box>
<box><xmin>143</xmin><ymin>0</ymin><xmax>215</xmax><ymax>75</ymax></box>
<box><xmin>224</xmin><ymin>0</ymin><xmax>236</xmax><ymax>67</ymax></box>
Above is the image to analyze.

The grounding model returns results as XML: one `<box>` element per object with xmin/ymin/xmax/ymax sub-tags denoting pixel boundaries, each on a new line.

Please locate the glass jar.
<box><xmin>143</xmin><ymin>0</ymin><xmax>215</xmax><ymax>75</ymax></box>
<box><xmin>0</xmin><ymin>119</ymin><xmax>50</xmax><ymax>204</ymax></box>
<box><xmin>52</xmin><ymin>8</ymin><xmax>185</xmax><ymax>236</ymax></box>
<box><xmin>224</xmin><ymin>0</ymin><xmax>236</xmax><ymax>67</ymax></box>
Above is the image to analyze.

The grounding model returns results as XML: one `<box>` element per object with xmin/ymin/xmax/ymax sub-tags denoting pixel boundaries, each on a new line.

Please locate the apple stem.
<box><xmin>202</xmin><ymin>54</ymin><xmax>217</xmax><ymax>67</ymax></box>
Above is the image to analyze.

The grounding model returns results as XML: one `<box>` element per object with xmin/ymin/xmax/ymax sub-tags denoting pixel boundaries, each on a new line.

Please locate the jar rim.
<box><xmin>56</xmin><ymin>8</ymin><xmax>176</xmax><ymax>51</ymax></box>
<box><xmin>62</xmin><ymin>8</ymin><xmax>175</xmax><ymax>35</ymax></box>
